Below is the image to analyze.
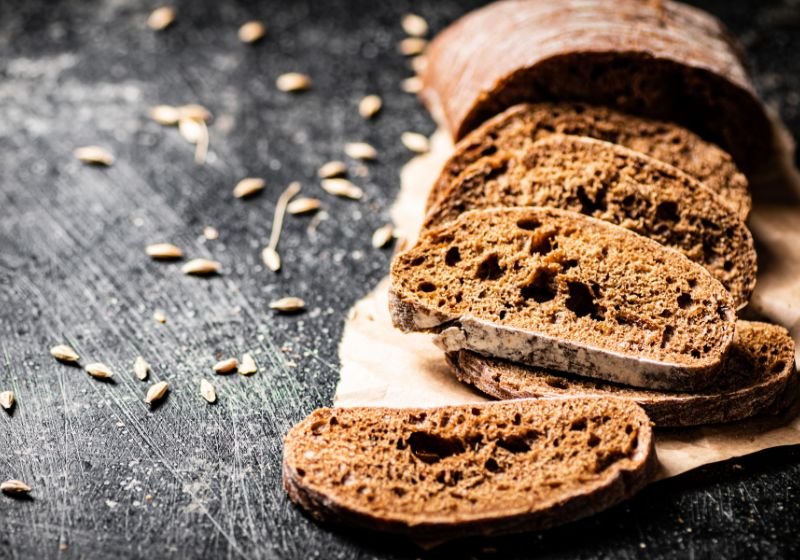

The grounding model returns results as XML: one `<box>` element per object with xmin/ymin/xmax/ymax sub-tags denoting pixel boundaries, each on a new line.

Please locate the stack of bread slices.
<box><xmin>283</xmin><ymin>0</ymin><xmax>797</xmax><ymax>541</ymax></box>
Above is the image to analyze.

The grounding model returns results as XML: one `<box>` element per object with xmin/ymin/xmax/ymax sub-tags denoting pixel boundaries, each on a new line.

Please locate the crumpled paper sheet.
<box><xmin>336</xmin><ymin>122</ymin><xmax>800</xmax><ymax>480</ymax></box>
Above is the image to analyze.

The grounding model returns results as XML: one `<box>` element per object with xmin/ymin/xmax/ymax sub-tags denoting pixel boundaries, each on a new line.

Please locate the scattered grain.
<box><xmin>181</xmin><ymin>258</ymin><xmax>221</xmax><ymax>276</ymax></box>
<box><xmin>411</xmin><ymin>55</ymin><xmax>428</xmax><ymax>74</ymax></box>
<box><xmin>153</xmin><ymin>310</ymin><xmax>167</xmax><ymax>323</ymax></box>
<box><xmin>179</xmin><ymin>104</ymin><xmax>212</xmax><ymax>122</ymax></box>
<box><xmin>401</xmin><ymin>131</ymin><xmax>430</xmax><ymax>153</ymax></box>
<box><xmin>269</xmin><ymin>297</ymin><xmax>305</xmax><ymax>313</ymax></box>
<box><xmin>233</xmin><ymin>177</ymin><xmax>265</xmax><ymax>199</ymax></box>
<box><xmin>399</xmin><ymin>37</ymin><xmax>427</xmax><ymax>56</ymax></box>
<box><xmin>134</xmin><ymin>356</ymin><xmax>149</xmax><ymax>381</ymax></box>
<box><xmin>344</xmin><ymin>142</ymin><xmax>377</xmax><ymax>161</ymax></box>
<box><xmin>238</xmin><ymin>20</ymin><xmax>266</xmax><ymax>43</ymax></box>
<box><xmin>200</xmin><ymin>379</ymin><xmax>216</xmax><ymax>403</ymax></box>
<box><xmin>50</xmin><ymin>344</ymin><xmax>79</xmax><ymax>363</ymax></box>
<box><xmin>276</xmin><ymin>72</ymin><xmax>311</xmax><ymax>92</ymax></box>
<box><xmin>149</xmin><ymin>105</ymin><xmax>181</xmax><ymax>125</ymax></box>
<box><xmin>147</xmin><ymin>6</ymin><xmax>176</xmax><ymax>31</ymax></box>
<box><xmin>0</xmin><ymin>391</ymin><xmax>14</xmax><ymax>411</ymax></box>
<box><xmin>238</xmin><ymin>352</ymin><xmax>258</xmax><ymax>376</ymax></box>
<box><xmin>358</xmin><ymin>95</ymin><xmax>382</xmax><ymax>119</ymax></box>
<box><xmin>287</xmin><ymin>197</ymin><xmax>322</xmax><ymax>215</ymax></box>
<box><xmin>401</xmin><ymin>76</ymin><xmax>422</xmax><ymax>94</ymax></box>
<box><xmin>0</xmin><ymin>480</ymin><xmax>31</xmax><ymax>496</ymax></box>
<box><xmin>203</xmin><ymin>226</ymin><xmax>219</xmax><ymax>240</ymax></box>
<box><xmin>320</xmin><ymin>178</ymin><xmax>363</xmax><ymax>200</ymax></box>
<box><xmin>213</xmin><ymin>357</ymin><xmax>239</xmax><ymax>374</ymax></box>
<box><xmin>85</xmin><ymin>363</ymin><xmax>114</xmax><ymax>379</ymax></box>
<box><xmin>261</xmin><ymin>247</ymin><xmax>281</xmax><ymax>272</ymax></box>
<box><xmin>401</xmin><ymin>13</ymin><xmax>428</xmax><ymax>37</ymax></box>
<box><xmin>371</xmin><ymin>224</ymin><xmax>394</xmax><ymax>248</ymax></box>
<box><xmin>145</xmin><ymin>243</ymin><xmax>183</xmax><ymax>260</ymax></box>
<box><xmin>145</xmin><ymin>381</ymin><xmax>169</xmax><ymax>405</ymax></box>
<box><xmin>317</xmin><ymin>160</ymin><xmax>347</xmax><ymax>179</ymax></box>
<box><xmin>74</xmin><ymin>146</ymin><xmax>114</xmax><ymax>166</ymax></box>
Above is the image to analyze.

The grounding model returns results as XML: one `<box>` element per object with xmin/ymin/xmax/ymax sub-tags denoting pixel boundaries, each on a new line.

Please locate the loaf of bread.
<box><xmin>426</xmin><ymin>102</ymin><xmax>751</xmax><ymax>220</ymax></box>
<box><xmin>447</xmin><ymin>321</ymin><xmax>797</xmax><ymax>427</ymax></box>
<box><xmin>423</xmin><ymin>135</ymin><xmax>756</xmax><ymax>309</ymax></box>
<box><xmin>390</xmin><ymin>207</ymin><xmax>736</xmax><ymax>391</ymax></box>
<box><xmin>421</xmin><ymin>0</ymin><xmax>771</xmax><ymax>172</ymax></box>
<box><xmin>283</xmin><ymin>398</ymin><xmax>656</xmax><ymax>539</ymax></box>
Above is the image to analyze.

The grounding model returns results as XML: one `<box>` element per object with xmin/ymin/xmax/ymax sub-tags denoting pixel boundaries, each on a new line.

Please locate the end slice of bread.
<box><xmin>426</xmin><ymin>102</ymin><xmax>751</xmax><ymax>220</ymax></box>
<box><xmin>423</xmin><ymin>135</ymin><xmax>756</xmax><ymax>309</ymax></box>
<box><xmin>447</xmin><ymin>321</ymin><xmax>797</xmax><ymax>427</ymax></box>
<box><xmin>390</xmin><ymin>207</ymin><xmax>736</xmax><ymax>391</ymax></box>
<box><xmin>283</xmin><ymin>398</ymin><xmax>657</xmax><ymax>539</ymax></box>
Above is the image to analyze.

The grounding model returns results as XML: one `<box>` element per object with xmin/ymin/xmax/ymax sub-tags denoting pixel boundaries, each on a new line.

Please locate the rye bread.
<box><xmin>390</xmin><ymin>207</ymin><xmax>736</xmax><ymax>391</ymax></box>
<box><xmin>282</xmin><ymin>398</ymin><xmax>657</xmax><ymax>539</ymax></box>
<box><xmin>423</xmin><ymin>135</ymin><xmax>756</xmax><ymax>309</ymax></box>
<box><xmin>447</xmin><ymin>321</ymin><xmax>797</xmax><ymax>428</ymax></box>
<box><xmin>425</xmin><ymin>102</ymin><xmax>751</xmax><ymax>220</ymax></box>
<box><xmin>421</xmin><ymin>0</ymin><xmax>772</xmax><ymax>173</ymax></box>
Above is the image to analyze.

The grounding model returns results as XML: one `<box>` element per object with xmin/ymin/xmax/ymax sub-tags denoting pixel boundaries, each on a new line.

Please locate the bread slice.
<box><xmin>282</xmin><ymin>398</ymin><xmax>657</xmax><ymax>539</ymax></box>
<box><xmin>423</xmin><ymin>135</ymin><xmax>756</xmax><ymax>309</ymax></box>
<box><xmin>447</xmin><ymin>321</ymin><xmax>797</xmax><ymax>427</ymax></box>
<box><xmin>421</xmin><ymin>0</ymin><xmax>772</xmax><ymax>173</ymax></box>
<box><xmin>426</xmin><ymin>102</ymin><xmax>751</xmax><ymax>220</ymax></box>
<box><xmin>390</xmin><ymin>207</ymin><xmax>736</xmax><ymax>391</ymax></box>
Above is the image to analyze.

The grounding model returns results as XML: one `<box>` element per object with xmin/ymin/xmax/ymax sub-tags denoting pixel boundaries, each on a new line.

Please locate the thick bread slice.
<box><xmin>390</xmin><ymin>207</ymin><xmax>736</xmax><ymax>391</ymax></box>
<box><xmin>421</xmin><ymin>0</ymin><xmax>772</xmax><ymax>173</ymax></box>
<box><xmin>283</xmin><ymin>398</ymin><xmax>657</xmax><ymax>539</ymax></box>
<box><xmin>425</xmin><ymin>102</ymin><xmax>751</xmax><ymax>220</ymax></box>
<box><xmin>423</xmin><ymin>135</ymin><xmax>756</xmax><ymax>309</ymax></box>
<box><xmin>447</xmin><ymin>321</ymin><xmax>797</xmax><ymax>427</ymax></box>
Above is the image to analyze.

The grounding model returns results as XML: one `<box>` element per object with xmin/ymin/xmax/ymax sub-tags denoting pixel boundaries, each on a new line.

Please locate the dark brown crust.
<box><xmin>421</xmin><ymin>135</ymin><xmax>756</xmax><ymax>309</ymax></box>
<box><xmin>446</xmin><ymin>321</ymin><xmax>797</xmax><ymax>428</ymax></box>
<box><xmin>425</xmin><ymin>102</ymin><xmax>751</xmax><ymax>220</ymax></box>
<box><xmin>421</xmin><ymin>0</ymin><xmax>771</xmax><ymax>173</ymax></box>
<box><xmin>282</xmin><ymin>399</ymin><xmax>657</xmax><ymax>539</ymax></box>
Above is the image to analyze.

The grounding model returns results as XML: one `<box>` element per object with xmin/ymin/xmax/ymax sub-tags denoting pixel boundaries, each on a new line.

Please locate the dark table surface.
<box><xmin>1</xmin><ymin>0</ymin><xmax>799</xmax><ymax>558</ymax></box>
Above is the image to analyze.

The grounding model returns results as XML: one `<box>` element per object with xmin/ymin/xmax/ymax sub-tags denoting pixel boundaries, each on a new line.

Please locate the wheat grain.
<box><xmin>147</xmin><ymin>6</ymin><xmax>176</xmax><ymax>31</ymax></box>
<box><xmin>145</xmin><ymin>381</ymin><xmax>169</xmax><ymax>405</ymax></box>
<box><xmin>181</xmin><ymin>258</ymin><xmax>221</xmax><ymax>276</ymax></box>
<box><xmin>238</xmin><ymin>20</ymin><xmax>266</xmax><ymax>43</ymax></box>
<box><xmin>287</xmin><ymin>197</ymin><xmax>322</xmax><ymax>215</ymax></box>
<box><xmin>401</xmin><ymin>13</ymin><xmax>428</xmax><ymax>37</ymax></box>
<box><xmin>276</xmin><ymin>72</ymin><xmax>311</xmax><ymax>92</ymax></box>
<box><xmin>0</xmin><ymin>480</ymin><xmax>31</xmax><ymax>495</ymax></box>
<box><xmin>85</xmin><ymin>362</ymin><xmax>113</xmax><ymax>379</ymax></box>
<box><xmin>262</xmin><ymin>181</ymin><xmax>301</xmax><ymax>273</ymax></box>
<box><xmin>269</xmin><ymin>297</ymin><xmax>305</xmax><ymax>313</ymax></box>
<box><xmin>51</xmin><ymin>344</ymin><xmax>79</xmax><ymax>363</ymax></box>
<box><xmin>213</xmin><ymin>357</ymin><xmax>239</xmax><ymax>374</ymax></box>
<box><xmin>238</xmin><ymin>352</ymin><xmax>257</xmax><ymax>376</ymax></box>
<box><xmin>74</xmin><ymin>146</ymin><xmax>114</xmax><ymax>166</ymax></box>
<box><xmin>401</xmin><ymin>76</ymin><xmax>422</xmax><ymax>94</ymax></box>
<box><xmin>317</xmin><ymin>160</ymin><xmax>347</xmax><ymax>179</ymax></box>
<box><xmin>401</xmin><ymin>131</ymin><xmax>430</xmax><ymax>154</ymax></box>
<box><xmin>320</xmin><ymin>178</ymin><xmax>363</xmax><ymax>200</ymax></box>
<box><xmin>149</xmin><ymin>105</ymin><xmax>181</xmax><ymax>125</ymax></box>
<box><xmin>134</xmin><ymin>356</ymin><xmax>149</xmax><ymax>380</ymax></box>
<box><xmin>145</xmin><ymin>243</ymin><xmax>183</xmax><ymax>260</ymax></box>
<box><xmin>371</xmin><ymin>224</ymin><xmax>394</xmax><ymax>248</ymax></box>
<box><xmin>0</xmin><ymin>391</ymin><xmax>14</xmax><ymax>410</ymax></box>
<box><xmin>233</xmin><ymin>177</ymin><xmax>265</xmax><ymax>198</ymax></box>
<box><xmin>344</xmin><ymin>142</ymin><xmax>377</xmax><ymax>161</ymax></box>
<box><xmin>200</xmin><ymin>379</ymin><xmax>216</xmax><ymax>403</ymax></box>
<box><xmin>358</xmin><ymin>95</ymin><xmax>382</xmax><ymax>119</ymax></box>
<box><xmin>399</xmin><ymin>37</ymin><xmax>427</xmax><ymax>56</ymax></box>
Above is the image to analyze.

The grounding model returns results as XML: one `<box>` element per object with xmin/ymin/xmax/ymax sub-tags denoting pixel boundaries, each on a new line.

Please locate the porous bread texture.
<box><xmin>420</xmin><ymin>0</ymin><xmax>772</xmax><ymax>173</ymax></box>
<box><xmin>390</xmin><ymin>207</ymin><xmax>736</xmax><ymax>391</ymax></box>
<box><xmin>447</xmin><ymin>321</ymin><xmax>797</xmax><ymax>427</ymax></box>
<box><xmin>426</xmin><ymin>102</ymin><xmax>751</xmax><ymax>220</ymax></box>
<box><xmin>423</xmin><ymin>134</ymin><xmax>756</xmax><ymax>309</ymax></box>
<box><xmin>282</xmin><ymin>398</ymin><xmax>656</xmax><ymax>539</ymax></box>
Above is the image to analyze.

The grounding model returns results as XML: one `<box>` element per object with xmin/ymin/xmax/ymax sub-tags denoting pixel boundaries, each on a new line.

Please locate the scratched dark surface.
<box><xmin>0</xmin><ymin>0</ymin><xmax>799</xmax><ymax>558</ymax></box>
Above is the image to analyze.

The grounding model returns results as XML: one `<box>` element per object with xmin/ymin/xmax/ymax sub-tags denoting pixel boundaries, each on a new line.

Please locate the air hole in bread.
<box><xmin>409</xmin><ymin>256</ymin><xmax>426</xmax><ymax>267</ymax></box>
<box><xmin>516</xmin><ymin>218</ymin><xmax>540</xmax><ymax>231</ymax></box>
<box><xmin>576</xmin><ymin>185</ymin><xmax>607</xmax><ymax>214</ymax></box>
<box><xmin>480</xmin><ymin>145</ymin><xmax>498</xmax><ymax>157</ymax></box>
<box><xmin>661</xmin><ymin>325</ymin><xmax>675</xmax><ymax>348</ymax></box>
<box><xmin>625</xmin><ymin>424</ymin><xmax>633</xmax><ymax>434</ymax></box>
<box><xmin>408</xmin><ymin>432</ymin><xmax>466</xmax><ymax>464</ymax></box>
<box><xmin>563</xmin><ymin>258</ymin><xmax>579</xmax><ymax>270</ymax></box>
<box><xmin>418</xmin><ymin>281</ymin><xmax>436</xmax><ymax>293</ymax></box>
<box><xmin>545</xmin><ymin>376</ymin><xmax>569</xmax><ymax>389</ymax></box>
<box><xmin>512</xmin><ymin>413</ymin><xmax>522</xmax><ymax>426</ymax></box>
<box><xmin>529</xmin><ymin>233</ymin><xmax>555</xmax><ymax>255</ymax></box>
<box><xmin>471</xmin><ymin>407</ymin><xmax>481</xmax><ymax>416</ymax></box>
<box><xmin>497</xmin><ymin>430</ymin><xmax>538</xmax><ymax>453</ymax></box>
<box><xmin>570</xmin><ymin>419</ymin><xmax>587</xmax><ymax>431</ymax></box>
<box><xmin>565</xmin><ymin>281</ymin><xmax>603</xmax><ymax>320</ymax></box>
<box><xmin>445</xmin><ymin>246</ymin><xmax>461</xmax><ymax>266</ymax></box>
<box><xmin>588</xmin><ymin>434</ymin><xmax>601</xmax><ymax>448</ymax></box>
<box><xmin>621</xmin><ymin>194</ymin><xmax>636</xmax><ymax>207</ymax></box>
<box><xmin>476</xmin><ymin>253</ymin><xmax>504</xmax><ymax>280</ymax></box>
<box><xmin>392</xmin><ymin>487</ymin><xmax>406</xmax><ymax>497</ymax></box>
<box><xmin>677</xmin><ymin>292</ymin><xmax>692</xmax><ymax>309</ymax></box>
<box><xmin>329</xmin><ymin>417</ymin><xmax>338</xmax><ymax>426</ymax></box>
<box><xmin>484</xmin><ymin>458</ymin><xmax>503</xmax><ymax>472</ymax></box>
<box><xmin>499</xmin><ymin>310</ymin><xmax>507</xmax><ymax>320</ymax></box>
<box><xmin>772</xmin><ymin>361</ymin><xmax>786</xmax><ymax>373</ymax></box>
<box><xmin>310</xmin><ymin>421</ymin><xmax>326</xmax><ymax>435</ymax></box>
<box><xmin>520</xmin><ymin>269</ymin><xmax>558</xmax><ymax>303</ymax></box>
<box><xmin>690</xmin><ymin>349</ymin><xmax>701</xmax><ymax>358</ymax></box>
<box><xmin>655</xmin><ymin>200</ymin><xmax>679</xmax><ymax>222</ymax></box>
<box><xmin>409</xmin><ymin>412</ymin><xmax>427</xmax><ymax>424</ymax></box>
<box><xmin>296</xmin><ymin>468</ymin><xmax>306</xmax><ymax>477</ymax></box>
<box><xmin>723</xmin><ymin>260</ymin><xmax>734</xmax><ymax>271</ymax></box>
<box><xmin>595</xmin><ymin>451</ymin><xmax>627</xmax><ymax>473</ymax></box>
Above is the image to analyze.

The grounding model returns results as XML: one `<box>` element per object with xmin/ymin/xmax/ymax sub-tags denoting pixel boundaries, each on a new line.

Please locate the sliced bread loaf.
<box><xmin>426</xmin><ymin>102</ymin><xmax>751</xmax><ymax>220</ymax></box>
<box><xmin>283</xmin><ymin>398</ymin><xmax>657</xmax><ymax>539</ymax></box>
<box><xmin>421</xmin><ymin>0</ymin><xmax>772</xmax><ymax>172</ymax></box>
<box><xmin>390</xmin><ymin>207</ymin><xmax>736</xmax><ymax>391</ymax></box>
<box><xmin>423</xmin><ymin>135</ymin><xmax>756</xmax><ymax>309</ymax></box>
<box><xmin>446</xmin><ymin>321</ymin><xmax>797</xmax><ymax>427</ymax></box>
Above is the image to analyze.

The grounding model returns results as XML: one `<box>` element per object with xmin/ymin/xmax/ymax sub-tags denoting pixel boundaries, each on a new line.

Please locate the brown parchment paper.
<box><xmin>335</xmin><ymin>122</ymin><xmax>800</xmax><ymax>481</ymax></box>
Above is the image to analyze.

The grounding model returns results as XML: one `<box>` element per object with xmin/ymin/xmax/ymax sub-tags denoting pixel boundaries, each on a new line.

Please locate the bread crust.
<box><xmin>283</xmin><ymin>399</ymin><xmax>657</xmax><ymax>539</ymax></box>
<box><xmin>425</xmin><ymin>102</ymin><xmax>751</xmax><ymax>220</ymax></box>
<box><xmin>446</xmin><ymin>321</ymin><xmax>797</xmax><ymax>427</ymax></box>
<box><xmin>421</xmin><ymin>0</ymin><xmax>771</xmax><ymax>172</ymax></box>
<box><xmin>422</xmin><ymin>134</ymin><xmax>756</xmax><ymax>309</ymax></box>
<box><xmin>390</xmin><ymin>207</ymin><xmax>736</xmax><ymax>391</ymax></box>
